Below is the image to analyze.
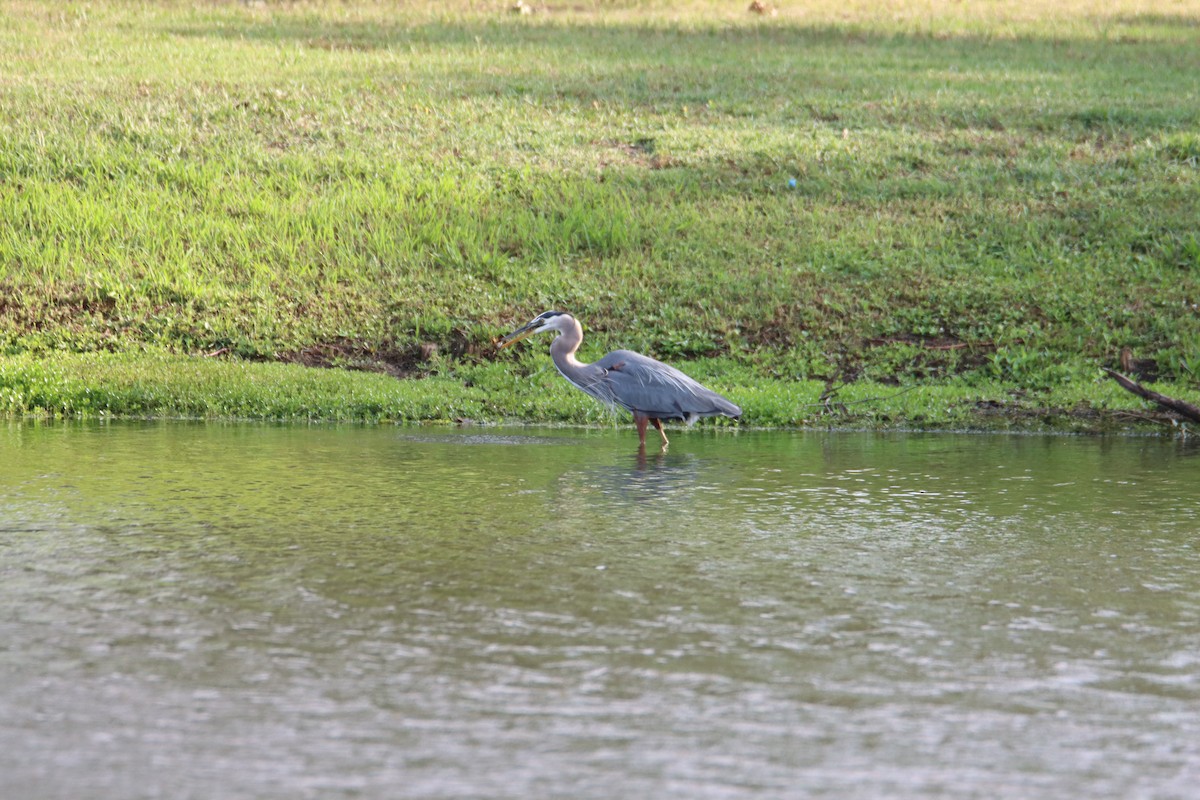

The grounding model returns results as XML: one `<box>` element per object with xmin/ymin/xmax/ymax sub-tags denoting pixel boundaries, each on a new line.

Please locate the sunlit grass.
<box><xmin>0</xmin><ymin>349</ymin><xmax>489</xmax><ymax>421</ymax></box>
<box><xmin>0</xmin><ymin>348</ymin><xmax>1164</xmax><ymax>434</ymax></box>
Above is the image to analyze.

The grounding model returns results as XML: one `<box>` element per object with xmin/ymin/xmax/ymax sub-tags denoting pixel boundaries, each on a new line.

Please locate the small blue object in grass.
<box><xmin>787</xmin><ymin>178</ymin><xmax>797</xmax><ymax>188</ymax></box>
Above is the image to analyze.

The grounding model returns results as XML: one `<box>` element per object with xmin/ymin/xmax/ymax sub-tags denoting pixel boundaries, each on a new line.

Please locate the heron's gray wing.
<box><xmin>589</xmin><ymin>350</ymin><xmax>741</xmax><ymax>420</ymax></box>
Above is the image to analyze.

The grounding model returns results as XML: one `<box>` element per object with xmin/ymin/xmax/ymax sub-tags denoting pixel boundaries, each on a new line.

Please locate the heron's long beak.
<box><xmin>497</xmin><ymin>320</ymin><xmax>542</xmax><ymax>349</ymax></box>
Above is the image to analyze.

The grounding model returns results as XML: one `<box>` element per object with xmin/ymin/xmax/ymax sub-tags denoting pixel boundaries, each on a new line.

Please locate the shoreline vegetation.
<box><xmin>2</xmin><ymin>1</ymin><xmax>1198</xmax><ymax>434</ymax></box>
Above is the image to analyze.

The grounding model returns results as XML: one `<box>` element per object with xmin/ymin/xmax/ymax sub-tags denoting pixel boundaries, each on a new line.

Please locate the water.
<box><xmin>1</xmin><ymin>422</ymin><xmax>1198</xmax><ymax>799</ymax></box>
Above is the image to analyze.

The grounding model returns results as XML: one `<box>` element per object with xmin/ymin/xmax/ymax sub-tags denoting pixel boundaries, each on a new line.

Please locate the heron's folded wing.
<box><xmin>590</xmin><ymin>351</ymin><xmax>740</xmax><ymax>419</ymax></box>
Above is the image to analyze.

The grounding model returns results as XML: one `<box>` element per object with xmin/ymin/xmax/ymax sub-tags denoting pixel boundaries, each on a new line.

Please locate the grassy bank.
<box><xmin>0</xmin><ymin>348</ymin><xmax>1166</xmax><ymax>433</ymax></box>
<box><xmin>1</xmin><ymin>1</ymin><xmax>1198</xmax><ymax>430</ymax></box>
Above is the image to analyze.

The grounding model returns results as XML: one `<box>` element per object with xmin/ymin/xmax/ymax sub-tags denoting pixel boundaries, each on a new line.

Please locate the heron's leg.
<box><xmin>634</xmin><ymin>414</ymin><xmax>649</xmax><ymax>447</ymax></box>
<box><xmin>651</xmin><ymin>418</ymin><xmax>669</xmax><ymax>448</ymax></box>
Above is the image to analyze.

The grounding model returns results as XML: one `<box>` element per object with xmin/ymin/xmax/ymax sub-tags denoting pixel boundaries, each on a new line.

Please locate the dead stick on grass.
<box><xmin>1102</xmin><ymin>368</ymin><xmax>1200</xmax><ymax>424</ymax></box>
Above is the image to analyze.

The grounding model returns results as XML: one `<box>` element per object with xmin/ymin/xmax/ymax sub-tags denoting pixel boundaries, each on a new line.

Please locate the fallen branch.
<box><xmin>1102</xmin><ymin>368</ymin><xmax>1200</xmax><ymax>424</ymax></box>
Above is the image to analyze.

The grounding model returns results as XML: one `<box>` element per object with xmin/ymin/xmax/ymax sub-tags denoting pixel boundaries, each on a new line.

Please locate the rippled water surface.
<box><xmin>2</xmin><ymin>422</ymin><xmax>1198</xmax><ymax>799</ymax></box>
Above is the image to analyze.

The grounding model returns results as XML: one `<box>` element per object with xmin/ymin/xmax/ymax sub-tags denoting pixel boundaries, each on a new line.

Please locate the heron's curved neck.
<box><xmin>549</xmin><ymin>317</ymin><xmax>588</xmax><ymax>374</ymax></box>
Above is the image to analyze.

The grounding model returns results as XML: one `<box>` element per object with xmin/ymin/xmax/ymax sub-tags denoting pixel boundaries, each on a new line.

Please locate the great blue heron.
<box><xmin>498</xmin><ymin>311</ymin><xmax>741</xmax><ymax>448</ymax></box>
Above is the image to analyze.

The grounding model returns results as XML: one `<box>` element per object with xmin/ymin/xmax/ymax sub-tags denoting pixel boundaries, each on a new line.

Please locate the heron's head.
<box><xmin>498</xmin><ymin>311</ymin><xmax>572</xmax><ymax>349</ymax></box>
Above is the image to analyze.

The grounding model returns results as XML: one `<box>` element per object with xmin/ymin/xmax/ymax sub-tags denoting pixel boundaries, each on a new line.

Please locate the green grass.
<box><xmin>1</xmin><ymin>0</ymin><xmax>1198</xmax><ymax>430</ymax></box>
<box><xmin>0</xmin><ymin>348</ymin><xmax>1163</xmax><ymax>434</ymax></box>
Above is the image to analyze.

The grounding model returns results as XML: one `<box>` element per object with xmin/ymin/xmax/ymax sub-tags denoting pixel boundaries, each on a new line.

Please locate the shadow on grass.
<box><xmin>1111</xmin><ymin>13</ymin><xmax>1200</xmax><ymax>28</ymax></box>
<box><xmin>162</xmin><ymin>14</ymin><xmax>1200</xmax><ymax>137</ymax></box>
